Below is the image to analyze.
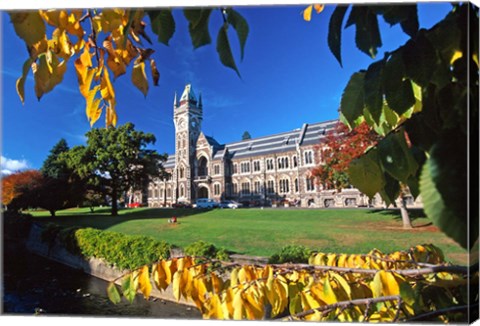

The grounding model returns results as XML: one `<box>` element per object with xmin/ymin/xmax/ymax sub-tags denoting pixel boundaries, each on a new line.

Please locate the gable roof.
<box><xmin>163</xmin><ymin>119</ymin><xmax>339</xmax><ymax>166</ymax></box>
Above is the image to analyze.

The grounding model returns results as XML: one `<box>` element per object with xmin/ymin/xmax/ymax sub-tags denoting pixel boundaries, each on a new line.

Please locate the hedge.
<box><xmin>41</xmin><ymin>225</ymin><xmax>172</xmax><ymax>270</ymax></box>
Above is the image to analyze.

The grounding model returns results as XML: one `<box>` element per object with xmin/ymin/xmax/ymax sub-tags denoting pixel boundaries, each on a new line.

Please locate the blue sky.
<box><xmin>1</xmin><ymin>3</ymin><xmax>452</xmax><ymax>174</ymax></box>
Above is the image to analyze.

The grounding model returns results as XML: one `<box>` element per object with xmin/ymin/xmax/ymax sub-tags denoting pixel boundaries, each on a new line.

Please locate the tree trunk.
<box><xmin>49</xmin><ymin>209</ymin><xmax>56</xmax><ymax>217</ymax></box>
<box><xmin>111</xmin><ymin>189</ymin><xmax>118</xmax><ymax>216</ymax></box>
<box><xmin>400</xmin><ymin>196</ymin><xmax>413</xmax><ymax>229</ymax></box>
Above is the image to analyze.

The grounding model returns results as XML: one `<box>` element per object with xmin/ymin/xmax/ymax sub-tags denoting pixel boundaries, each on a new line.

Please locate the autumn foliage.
<box><xmin>1</xmin><ymin>170</ymin><xmax>43</xmax><ymax>209</ymax></box>
<box><xmin>311</xmin><ymin>121</ymin><xmax>380</xmax><ymax>190</ymax></box>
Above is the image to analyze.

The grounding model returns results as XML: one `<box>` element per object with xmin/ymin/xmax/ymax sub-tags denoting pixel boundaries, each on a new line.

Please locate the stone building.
<box><xmin>144</xmin><ymin>84</ymin><xmax>420</xmax><ymax>208</ymax></box>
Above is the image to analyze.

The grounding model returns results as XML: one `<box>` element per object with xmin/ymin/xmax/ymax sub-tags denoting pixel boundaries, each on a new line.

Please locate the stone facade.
<box><xmin>144</xmin><ymin>84</ymin><xmax>421</xmax><ymax>209</ymax></box>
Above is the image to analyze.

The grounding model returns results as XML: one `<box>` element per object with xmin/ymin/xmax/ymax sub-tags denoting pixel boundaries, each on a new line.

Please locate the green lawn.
<box><xmin>29</xmin><ymin>207</ymin><xmax>468</xmax><ymax>265</ymax></box>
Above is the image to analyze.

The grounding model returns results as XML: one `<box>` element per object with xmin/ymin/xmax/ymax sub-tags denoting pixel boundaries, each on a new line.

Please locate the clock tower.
<box><xmin>172</xmin><ymin>84</ymin><xmax>203</xmax><ymax>203</ymax></box>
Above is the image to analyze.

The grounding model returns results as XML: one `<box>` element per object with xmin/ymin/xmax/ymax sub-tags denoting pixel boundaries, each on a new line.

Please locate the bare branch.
<box><xmin>405</xmin><ymin>303</ymin><xmax>478</xmax><ymax>322</ymax></box>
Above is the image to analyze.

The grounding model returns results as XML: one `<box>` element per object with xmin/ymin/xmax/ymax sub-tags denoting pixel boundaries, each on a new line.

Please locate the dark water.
<box><xmin>2</xmin><ymin>244</ymin><xmax>201</xmax><ymax>319</ymax></box>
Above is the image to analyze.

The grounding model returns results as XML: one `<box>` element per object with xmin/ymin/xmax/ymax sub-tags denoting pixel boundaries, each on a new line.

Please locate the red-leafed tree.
<box><xmin>312</xmin><ymin>121</ymin><xmax>414</xmax><ymax>229</ymax></box>
<box><xmin>312</xmin><ymin>121</ymin><xmax>380</xmax><ymax>191</ymax></box>
<box><xmin>1</xmin><ymin>170</ymin><xmax>44</xmax><ymax>211</ymax></box>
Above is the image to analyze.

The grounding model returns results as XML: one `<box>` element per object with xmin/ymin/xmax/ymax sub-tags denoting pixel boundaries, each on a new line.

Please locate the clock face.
<box><xmin>178</xmin><ymin>119</ymin><xmax>186</xmax><ymax>130</ymax></box>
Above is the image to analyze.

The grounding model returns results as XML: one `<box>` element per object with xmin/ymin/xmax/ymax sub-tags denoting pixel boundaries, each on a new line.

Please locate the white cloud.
<box><xmin>1</xmin><ymin>156</ymin><xmax>29</xmax><ymax>175</ymax></box>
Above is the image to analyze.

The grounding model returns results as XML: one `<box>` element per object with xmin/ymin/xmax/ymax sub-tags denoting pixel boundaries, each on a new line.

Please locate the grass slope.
<box><xmin>30</xmin><ymin>207</ymin><xmax>467</xmax><ymax>264</ymax></box>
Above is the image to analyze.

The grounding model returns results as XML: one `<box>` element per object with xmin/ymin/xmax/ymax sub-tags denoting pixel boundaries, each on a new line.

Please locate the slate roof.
<box><xmin>163</xmin><ymin>119</ymin><xmax>338</xmax><ymax>168</ymax></box>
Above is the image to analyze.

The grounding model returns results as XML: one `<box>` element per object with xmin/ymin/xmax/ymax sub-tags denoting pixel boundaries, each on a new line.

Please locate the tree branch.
<box><xmin>284</xmin><ymin>295</ymin><xmax>402</xmax><ymax>320</ymax></box>
<box><xmin>404</xmin><ymin>303</ymin><xmax>478</xmax><ymax>322</ymax></box>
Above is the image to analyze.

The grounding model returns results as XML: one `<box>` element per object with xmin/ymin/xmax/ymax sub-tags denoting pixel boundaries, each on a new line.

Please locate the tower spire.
<box><xmin>198</xmin><ymin>92</ymin><xmax>203</xmax><ymax>109</ymax></box>
<box><xmin>173</xmin><ymin>91</ymin><xmax>178</xmax><ymax>108</ymax></box>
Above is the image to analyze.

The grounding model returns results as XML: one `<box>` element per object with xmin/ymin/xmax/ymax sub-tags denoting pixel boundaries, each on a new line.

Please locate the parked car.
<box><xmin>219</xmin><ymin>200</ymin><xmax>243</xmax><ymax>209</ymax></box>
<box><xmin>193</xmin><ymin>198</ymin><xmax>219</xmax><ymax>209</ymax></box>
<box><xmin>127</xmin><ymin>202</ymin><xmax>142</xmax><ymax>208</ymax></box>
<box><xmin>172</xmin><ymin>201</ymin><xmax>192</xmax><ymax>208</ymax></box>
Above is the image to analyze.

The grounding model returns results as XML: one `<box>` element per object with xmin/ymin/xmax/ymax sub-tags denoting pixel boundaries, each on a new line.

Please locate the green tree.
<box><xmin>318</xmin><ymin>3</ymin><xmax>478</xmax><ymax>249</ymax></box>
<box><xmin>65</xmin><ymin>123</ymin><xmax>167</xmax><ymax>216</ymax></box>
<box><xmin>242</xmin><ymin>131</ymin><xmax>252</xmax><ymax>140</ymax></box>
<box><xmin>39</xmin><ymin>139</ymin><xmax>85</xmax><ymax>216</ymax></box>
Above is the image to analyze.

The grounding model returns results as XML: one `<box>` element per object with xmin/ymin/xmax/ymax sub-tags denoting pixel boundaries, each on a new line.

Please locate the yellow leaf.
<box><xmin>100</xmin><ymin>68</ymin><xmax>115</xmax><ymax>101</ymax></box>
<box><xmin>150</xmin><ymin>58</ymin><xmax>160</xmax><ymax>86</ymax></box>
<box><xmin>232</xmin><ymin>288</ymin><xmax>245</xmax><ymax>320</ymax></box>
<box><xmin>10</xmin><ymin>12</ymin><xmax>46</xmax><ymax>46</ymax></box>
<box><xmin>40</xmin><ymin>10</ymin><xmax>68</xmax><ymax>29</ymax></box>
<box><xmin>322</xmin><ymin>275</ymin><xmax>337</xmax><ymax>304</ymax></box>
<box><xmin>243</xmin><ymin>289</ymin><xmax>264</xmax><ymax>319</ymax></box>
<box><xmin>131</xmin><ymin>60</ymin><xmax>148</xmax><ymax>97</ymax></box>
<box><xmin>372</xmin><ymin>270</ymin><xmax>400</xmax><ymax>297</ymax></box>
<box><xmin>172</xmin><ymin>270</ymin><xmax>182</xmax><ymax>301</ymax></box>
<box><xmin>85</xmin><ymin>85</ymin><xmax>101</xmax><ymax>126</ymax></box>
<box><xmin>106</xmin><ymin>101</ymin><xmax>117</xmax><ymax>127</ymax></box>
<box><xmin>303</xmin><ymin>5</ymin><xmax>313</xmax><ymax>22</ymax></box>
<box><xmin>152</xmin><ymin>262</ymin><xmax>168</xmax><ymax>290</ymax></box>
<box><xmin>230</xmin><ymin>267</ymin><xmax>239</xmax><ymax>287</ymax></box>
<box><xmin>331</xmin><ymin>272</ymin><xmax>351</xmax><ymax>300</ymax></box>
<box><xmin>211</xmin><ymin>272</ymin><xmax>223</xmax><ymax>294</ymax></box>
<box><xmin>161</xmin><ymin>258</ymin><xmax>177</xmax><ymax>284</ymax></box>
<box><xmin>450</xmin><ymin>50</ymin><xmax>463</xmax><ymax>65</ymax></box>
<box><xmin>336</xmin><ymin>254</ymin><xmax>346</xmax><ymax>267</ymax></box>
<box><xmin>15</xmin><ymin>58</ymin><xmax>33</xmax><ymax>104</ymax></box>
<box><xmin>326</xmin><ymin>253</ymin><xmax>337</xmax><ymax>266</ymax></box>
<box><xmin>313</xmin><ymin>253</ymin><xmax>326</xmax><ymax>265</ymax></box>
<box><xmin>137</xmin><ymin>265</ymin><xmax>152</xmax><ymax>299</ymax></box>
<box><xmin>221</xmin><ymin>288</ymin><xmax>234</xmax><ymax>319</ymax></box>
<box><xmin>205</xmin><ymin>293</ymin><xmax>224</xmax><ymax>319</ymax></box>
<box><xmin>107</xmin><ymin>51</ymin><xmax>127</xmax><ymax>79</ymax></box>
<box><xmin>32</xmin><ymin>52</ymin><xmax>67</xmax><ymax>100</ymax></box>
<box><xmin>314</xmin><ymin>4</ymin><xmax>325</xmax><ymax>13</ymax></box>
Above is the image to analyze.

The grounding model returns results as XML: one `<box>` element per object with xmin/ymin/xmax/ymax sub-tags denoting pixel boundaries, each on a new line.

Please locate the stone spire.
<box><xmin>173</xmin><ymin>91</ymin><xmax>178</xmax><ymax>108</ymax></box>
<box><xmin>180</xmin><ymin>84</ymin><xmax>197</xmax><ymax>105</ymax></box>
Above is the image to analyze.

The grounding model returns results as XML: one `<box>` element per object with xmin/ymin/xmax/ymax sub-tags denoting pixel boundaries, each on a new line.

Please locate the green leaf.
<box><xmin>148</xmin><ymin>10</ymin><xmax>176</xmax><ymax>46</ymax></box>
<box><xmin>348</xmin><ymin>148</ymin><xmax>385</xmax><ymax>198</ymax></box>
<box><xmin>340</xmin><ymin>71</ymin><xmax>365</xmax><ymax>128</ymax></box>
<box><xmin>364</xmin><ymin>60</ymin><xmax>385</xmax><ymax>124</ymax></box>
<box><xmin>122</xmin><ymin>274</ymin><xmax>137</xmax><ymax>303</ymax></box>
<box><xmin>402</xmin><ymin>31</ymin><xmax>437</xmax><ymax>87</ymax></box>
<box><xmin>383</xmin><ymin>53</ymin><xmax>415</xmax><ymax>115</ymax></box>
<box><xmin>377</xmin><ymin>130</ymin><xmax>418</xmax><ymax>183</ymax></box>
<box><xmin>379</xmin><ymin>172</ymin><xmax>400</xmax><ymax>206</ymax></box>
<box><xmin>327</xmin><ymin>5</ymin><xmax>349</xmax><ymax>67</ymax></box>
<box><xmin>107</xmin><ymin>282</ymin><xmax>122</xmax><ymax>304</ymax></box>
<box><xmin>381</xmin><ymin>5</ymin><xmax>418</xmax><ymax>37</ymax></box>
<box><xmin>346</xmin><ymin>6</ymin><xmax>382</xmax><ymax>58</ymax></box>
<box><xmin>226</xmin><ymin>8</ymin><xmax>249</xmax><ymax>60</ymax></box>
<box><xmin>183</xmin><ymin>9</ymin><xmax>212</xmax><ymax>49</ymax></box>
<box><xmin>419</xmin><ymin>133</ymin><xmax>472</xmax><ymax>249</ymax></box>
<box><xmin>216</xmin><ymin>23</ymin><xmax>241</xmax><ymax>77</ymax></box>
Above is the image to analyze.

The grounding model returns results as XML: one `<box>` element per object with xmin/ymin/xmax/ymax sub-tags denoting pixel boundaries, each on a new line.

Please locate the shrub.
<box><xmin>39</xmin><ymin>224</ymin><xmax>172</xmax><ymax>270</ymax></box>
<box><xmin>184</xmin><ymin>240</ymin><xmax>231</xmax><ymax>261</ymax></box>
<box><xmin>268</xmin><ymin>245</ymin><xmax>312</xmax><ymax>264</ymax></box>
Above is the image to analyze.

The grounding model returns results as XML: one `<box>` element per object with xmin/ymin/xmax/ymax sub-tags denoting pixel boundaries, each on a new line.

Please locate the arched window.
<box><xmin>198</xmin><ymin>157</ymin><xmax>208</xmax><ymax>176</ymax></box>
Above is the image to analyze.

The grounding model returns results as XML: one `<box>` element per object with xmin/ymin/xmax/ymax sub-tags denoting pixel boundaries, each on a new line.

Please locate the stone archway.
<box><xmin>197</xmin><ymin>186</ymin><xmax>209</xmax><ymax>199</ymax></box>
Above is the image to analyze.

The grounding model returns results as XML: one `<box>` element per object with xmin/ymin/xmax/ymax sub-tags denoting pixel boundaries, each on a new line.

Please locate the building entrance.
<box><xmin>197</xmin><ymin>186</ymin><xmax>209</xmax><ymax>199</ymax></box>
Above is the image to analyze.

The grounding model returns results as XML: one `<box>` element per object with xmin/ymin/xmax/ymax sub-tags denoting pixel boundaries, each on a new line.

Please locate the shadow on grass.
<box><xmin>34</xmin><ymin>207</ymin><xmax>212</xmax><ymax>230</ymax></box>
<box><xmin>367</xmin><ymin>208</ymin><xmax>431</xmax><ymax>223</ymax></box>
